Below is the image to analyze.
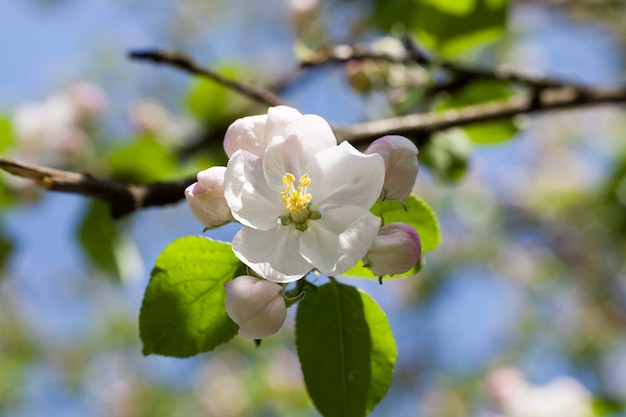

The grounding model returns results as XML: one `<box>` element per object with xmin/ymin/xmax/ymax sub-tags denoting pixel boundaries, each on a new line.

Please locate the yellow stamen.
<box><xmin>280</xmin><ymin>172</ymin><xmax>311</xmax><ymax>215</ymax></box>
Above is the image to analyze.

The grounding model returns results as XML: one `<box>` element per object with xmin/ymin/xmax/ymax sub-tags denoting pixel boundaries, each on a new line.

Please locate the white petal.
<box><xmin>307</xmin><ymin>141</ymin><xmax>385</xmax><ymax>210</ymax></box>
<box><xmin>223</xmin><ymin>114</ymin><xmax>268</xmax><ymax>157</ymax></box>
<box><xmin>299</xmin><ymin>206</ymin><xmax>381</xmax><ymax>276</ymax></box>
<box><xmin>262</xmin><ymin>105</ymin><xmax>303</xmax><ymax>145</ymax></box>
<box><xmin>224</xmin><ymin>150</ymin><xmax>283</xmax><ymax>230</ymax></box>
<box><xmin>284</xmin><ymin>114</ymin><xmax>337</xmax><ymax>154</ymax></box>
<box><xmin>262</xmin><ymin>135</ymin><xmax>311</xmax><ymax>192</ymax></box>
<box><xmin>232</xmin><ymin>226</ymin><xmax>312</xmax><ymax>283</ymax></box>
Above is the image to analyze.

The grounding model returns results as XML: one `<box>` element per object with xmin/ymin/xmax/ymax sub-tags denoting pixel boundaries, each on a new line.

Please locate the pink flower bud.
<box><xmin>364</xmin><ymin>223</ymin><xmax>421</xmax><ymax>276</ymax></box>
<box><xmin>185</xmin><ymin>166</ymin><xmax>234</xmax><ymax>229</ymax></box>
<box><xmin>224</xmin><ymin>275</ymin><xmax>287</xmax><ymax>339</ymax></box>
<box><xmin>365</xmin><ymin>135</ymin><xmax>418</xmax><ymax>200</ymax></box>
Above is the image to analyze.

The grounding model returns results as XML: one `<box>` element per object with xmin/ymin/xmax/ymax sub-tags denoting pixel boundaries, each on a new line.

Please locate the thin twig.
<box><xmin>128</xmin><ymin>49</ymin><xmax>286</xmax><ymax>108</ymax></box>
<box><xmin>299</xmin><ymin>39</ymin><xmax>581</xmax><ymax>90</ymax></box>
<box><xmin>0</xmin><ymin>157</ymin><xmax>194</xmax><ymax>219</ymax></box>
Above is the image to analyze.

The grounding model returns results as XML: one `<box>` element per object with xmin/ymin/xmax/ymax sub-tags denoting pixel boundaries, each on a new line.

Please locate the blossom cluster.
<box><xmin>12</xmin><ymin>82</ymin><xmax>106</xmax><ymax>166</ymax></box>
<box><xmin>186</xmin><ymin>106</ymin><xmax>421</xmax><ymax>339</ymax></box>
<box><xmin>487</xmin><ymin>367</ymin><xmax>593</xmax><ymax>417</ymax></box>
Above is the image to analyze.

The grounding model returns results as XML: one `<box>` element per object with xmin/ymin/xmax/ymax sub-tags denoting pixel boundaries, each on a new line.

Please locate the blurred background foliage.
<box><xmin>1</xmin><ymin>0</ymin><xmax>626</xmax><ymax>416</ymax></box>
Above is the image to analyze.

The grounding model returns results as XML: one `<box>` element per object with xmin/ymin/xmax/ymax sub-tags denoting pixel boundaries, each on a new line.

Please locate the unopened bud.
<box><xmin>364</xmin><ymin>222</ymin><xmax>421</xmax><ymax>276</ymax></box>
<box><xmin>185</xmin><ymin>166</ymin><xmax>234</xmax><ymax>229</ymax></box>
<box><xmin>365</xmin><ymin>135</ymin><xmax>418</xmax><ymax>201</ymax></box>
<box><xmin>224</xmin><ymin>275</ymin><xmax>287</xmax><ymax>339</ymax></box>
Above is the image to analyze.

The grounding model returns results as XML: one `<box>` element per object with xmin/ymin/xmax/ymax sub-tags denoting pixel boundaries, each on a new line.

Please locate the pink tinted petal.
<box><xmin>185</xmin><ymin>166</ymin><xmax>233</xmax><ymax>229</ymax></box>
<box><xmin>299</xmin><ymin>206</ymin><xmax>381</xmax><ymax>276</ymax></box>
<box><xmin>364</xmin><ymin>222</ymin><xmax>421</xmax><ymax>276</ymax></box>
<box><xmin>224</xmin><ymin>150</ymin><xmax>283</xmax><ymax>230</ymax></box>
<box><xmin>237</xmin><ymin>295</ymin><xmax>287</xmax><ymax>339</ymax></box>
<box><xmin>262</xmin><ymin>105</ymin><xmax>303</xmax><ymax>144</ymax></box>
<box><xmin>365</xmin><ymin>135</ymin><xmax>418</xmax><ymax>200</ymax></box>
<box><xmin>223</xmin><ymin>114</ymin><xmax>268</xmax><ymax>157</ymax></box>
<box><xmin>307</xmin><ymin>141</ymin><xmax>385</xmax><ymax>210</ymax></box>
<box><xmin>224</xmin><ymin>275</ymin><xmax>287</xmax><ymax>338</ymax></box>
<box><xmin>232</xmin><ymin>226</ymin><xmax>312</xmax><ymax>283</ymax></box>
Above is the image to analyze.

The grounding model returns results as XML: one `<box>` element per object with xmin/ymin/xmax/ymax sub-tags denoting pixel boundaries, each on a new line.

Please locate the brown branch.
<box><xmin>128</xmin><ymin>49</ymin><xmax>286</xmax><ymax>108</ymax></box>
<box><xmin>0</xmin><ymin>157</ymin><xmax>194</xmax><ymax>219</ymax></box>
<box><xmin>337</xmin><ymin>85</ymin><xmax>626</xmax><ymax>144</ymax></box>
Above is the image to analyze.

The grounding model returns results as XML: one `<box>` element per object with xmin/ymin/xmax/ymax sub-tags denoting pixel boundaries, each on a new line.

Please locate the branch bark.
<box><xmin>337</xmin><ymin>85</ymin><xmax>626</xmax><ymax>144</ymax></box>
<box><xmin>0</xmin><ymin>157</ymin><xmax>194</xmax><ymax>219</ymax></box>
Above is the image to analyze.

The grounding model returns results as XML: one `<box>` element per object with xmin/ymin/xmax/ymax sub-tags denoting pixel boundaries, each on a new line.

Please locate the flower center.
<box><xmin>281</xmin><ymin>172</ymin><xmax>311</xmax><ymax>214</ymax></box>
<box><xmin>279</xmin><ymin>172</ymin><xmax>320</xmax><ymax>230</ymax></box>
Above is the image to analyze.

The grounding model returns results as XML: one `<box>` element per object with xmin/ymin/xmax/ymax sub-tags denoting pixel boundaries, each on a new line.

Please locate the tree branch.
<box><xmin>4</xmin><ymin>47</ymin><xmax>626</xmax><ymax>218</ymax></box>
<box><xmin>0</xmin><ymin>157</ymin><xmax>194</xmax><ymax>219</ymax></box>
<box><xmin>128</xmin><ymin>49</ymin><xmax>286</xmax><ymax>108</ymax></box>
<box><xmin>337</xmin><ymin>85</ymin><xmax>626</xmax><ymax>144</ymax></box>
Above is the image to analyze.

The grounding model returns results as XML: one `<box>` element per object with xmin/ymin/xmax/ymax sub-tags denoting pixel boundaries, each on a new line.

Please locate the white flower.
<box><xmin>223</xmin><ymin>105</ymin><xmax>303</xmax><ymax>158</ymax></box>
<box><xmin>364</xmin><ymin>222</ymin><xmax>421</xmax><ymax>276</ymax></box>
<box><xmin>365</xmin><ymin>135</ymin><xmax>418</xmax><ymax>200</ymax></box>
<box><xmin>223</xmin><ymin>108</ymin><xmax>385</xmax><ymax>282</ymax></box>
<box><xmin>185</xmin><ymin>166</ymin><xmax>234</xmax><ymax>229</ymax></box>
<box><xmin>224</xmin><ymin>275</ymin><xmax>287</xmax><ymax>339</ymax></box>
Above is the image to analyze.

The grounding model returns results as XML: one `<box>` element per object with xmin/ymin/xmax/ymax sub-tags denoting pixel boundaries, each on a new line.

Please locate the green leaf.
<box><xmin>344</xmin><ymin>195</ymin><xmax>439</xmax><ymax>279</ymax></box>
<box><xmin>0</xmin><ymin>226</ymin><xmax>14</xmax><ymax>273</ymax></box>
<box><xmin>185</xmin><ymin>65</ymin><xmax>251</xmax><ymax>125</ymax></box>
<box><xmin>296</xmin><ymin>280</ymin><xmax>397</xmax><ymax>417</ymax></box>
<box><xmin>107</xmin><ymin>136</ymin><xmax>178</xmax><ymax>182</ymax></box>
<box><xmin>139</xmin><ymin>236</ymin><xmax>240</xmax><ymax>357</ymax></box>
<box><xmin>420</xmin><ymin>128</ymin><xmax>473</xmax><ymax>182</ymax></box>
<box><xmin>436</xmin><ymin>80</ymin><xmax>518</xmax><ymax>144</ymax></box>
<box><xmin>371</xmin><ymin>0</ymin><xmax>509</xmax><ymax>56</ymax></box>
<box><xmin>415</xmin><ymin>0</ymin><xmax>509</xmax><ymax>56</ymax></box>
<box><xmin>0</xmin><ymin>116</ymin><xmax>14</xmax><ymax>153</ymax></box>
<box><xmin>77</xmin><ymin>200</ymin><xmax>122</xmax><ymax>280</ymax></box>
<box><xmin>0</xmin><ymin>179</ymin><xmax>15</xmax><ymax>211</ymax></box>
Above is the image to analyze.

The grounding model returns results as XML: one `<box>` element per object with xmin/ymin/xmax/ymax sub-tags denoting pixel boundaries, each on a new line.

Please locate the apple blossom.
<box><xmin>224</xmin><ymin>275</ymin><xmax>287</xmax><ymax>339</ymax></box>
<box><xmin>185</xmin><ymin>166</ymin><xmax>234</xmax><ymax>229</ymax></box>
<box><xmin>363</xmin><ymin>222</ymin><xmax>421</xmax><ymax>276</ymax></box>
<box><xmin>365</xmin><ymin>135</ymin><xmax>418</xmax><ymax>201</ymax></box>
<box><xmin>224</xmin><ymin>107</ymin><xmax>385</xmax><ymax>282</ymax></box>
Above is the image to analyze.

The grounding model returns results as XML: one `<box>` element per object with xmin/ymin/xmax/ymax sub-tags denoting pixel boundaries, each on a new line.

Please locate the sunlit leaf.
<box><xmin>139</xmin><ymin>236</ymin><xmax>240</xmax><ymax>358</ymax></box>
<box><xmin>371</xmin><ymin>0</ymin><xmax>509</xmax><ymax>56</ymax></box>
<box><xmin>296</xmin><ymin>280</ymin><xmax>396</xmax><ymax>417</ymax></box>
